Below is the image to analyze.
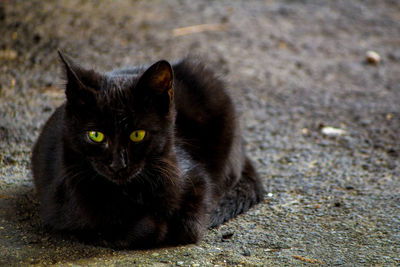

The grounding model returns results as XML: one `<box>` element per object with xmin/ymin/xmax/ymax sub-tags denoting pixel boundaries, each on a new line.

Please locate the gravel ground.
<box><xmin>1</xmin><ymin>0</ymin><xmax>400</xmax><ymax>266</ymax></box>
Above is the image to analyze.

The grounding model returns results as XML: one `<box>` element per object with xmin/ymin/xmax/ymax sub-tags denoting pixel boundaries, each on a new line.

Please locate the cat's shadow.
<box><xmin>2</xmin><ymin>184</ymin><xmax>116</xmax><ymax>265</ymax></box>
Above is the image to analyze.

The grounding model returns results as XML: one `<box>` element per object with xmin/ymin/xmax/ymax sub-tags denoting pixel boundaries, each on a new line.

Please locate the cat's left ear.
<box><xmin>136</xmin><ymin>60</ymin><xmax>174</xmax><ymax>112</ymax></box>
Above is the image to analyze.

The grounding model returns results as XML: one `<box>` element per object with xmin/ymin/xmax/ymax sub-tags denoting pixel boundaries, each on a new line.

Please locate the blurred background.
<box><xmin>0</xmin><ymin>0</ymin><xmax>399</xmax><ymax>265</ymax></box>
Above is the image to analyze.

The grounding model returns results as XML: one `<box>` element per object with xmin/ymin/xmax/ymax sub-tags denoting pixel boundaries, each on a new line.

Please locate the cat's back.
<box><xmin>171</xmin><ymin>59</ymin><xmax>243</xmax><ymax>191</ymax></box>
<box><xmin>31</xmin><ymin>105</ymin><xmax>65</xmax><ymax>197</ymax></box>
<box><xmin>172</xmin><ymin>59</ymin><xmax>233</xmax><ymax>120</ymax></box>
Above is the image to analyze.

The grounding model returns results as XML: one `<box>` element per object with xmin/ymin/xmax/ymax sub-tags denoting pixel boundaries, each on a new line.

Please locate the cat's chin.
<box><xmin>108</xmin><ymin>177</ymin><xmax>131</xmax><ymax>185</ymax></box>
<box><xmin>106</xmin><ymin>168</ymin><xmax>143</xmax><ymax>185</ymax></box>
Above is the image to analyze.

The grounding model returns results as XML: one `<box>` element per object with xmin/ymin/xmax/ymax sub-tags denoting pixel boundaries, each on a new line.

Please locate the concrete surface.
<box><xmin>1</xmin><ymin>0</ymin><xmax>399</xmax><ymax>266</ymax></box>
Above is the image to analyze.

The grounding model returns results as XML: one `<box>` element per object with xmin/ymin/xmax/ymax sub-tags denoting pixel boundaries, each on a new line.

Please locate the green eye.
<box><xmin>130</xmin><ymin>130</ymin><xmax>146</xmax><ymax>142</ymax></box>
<box><xmin>88</xmin><ymin>131</ymin><xmax>105</xmax><ymax>143</ymax></box>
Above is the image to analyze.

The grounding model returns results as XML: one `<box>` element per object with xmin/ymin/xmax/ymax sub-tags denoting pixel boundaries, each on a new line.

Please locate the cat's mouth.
<box><xmin>109</xmin><ymin>167</ymin><xmax>143</xmax><ymax>185</ymax></box>
<box><xmin>92</xmin><ymin>162</ymin><xmax>144</xmax><ymax>185</ymax></box>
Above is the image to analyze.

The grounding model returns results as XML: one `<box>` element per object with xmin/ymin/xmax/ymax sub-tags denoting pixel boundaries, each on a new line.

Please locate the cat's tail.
<box><xmin>208</xmin><ymin>157</ymin><xmax>265</xmax><ymax>227</ymax></box>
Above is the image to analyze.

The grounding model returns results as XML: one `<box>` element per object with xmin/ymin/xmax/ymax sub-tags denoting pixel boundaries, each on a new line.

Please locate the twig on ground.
<box><xmin>293</xmin><ymin>255</ymin><xmax>323</xmax><ymax>264</ymax></box>
<box><xmin>172</xmin><ymin>23</ymin><xmax>229</xmax><ymax>36</ymax></box>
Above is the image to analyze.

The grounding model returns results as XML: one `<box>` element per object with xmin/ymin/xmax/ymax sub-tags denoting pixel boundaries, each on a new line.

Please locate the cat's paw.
<box><xmin>172</xmin><ymin>218</ymin><xmax>205</xmax><ymax>245</ymax></box>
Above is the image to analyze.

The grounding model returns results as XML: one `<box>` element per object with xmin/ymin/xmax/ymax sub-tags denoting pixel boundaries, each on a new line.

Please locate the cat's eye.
<box><xmin>130</xmin><ymin>130</ymin><xmax>146</xmax><ymax>142</ymax></box>
<box><xmin>88</xmin><ymin>131</ymin><xmax>105</xmax><ymax>143</ymax></box>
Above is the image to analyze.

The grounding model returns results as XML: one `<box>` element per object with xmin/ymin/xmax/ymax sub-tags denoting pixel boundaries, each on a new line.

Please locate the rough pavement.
<box><xmin>1</xmin><ymin>0</ymin><xmax>399</xmax><ymax>266</ymax></box>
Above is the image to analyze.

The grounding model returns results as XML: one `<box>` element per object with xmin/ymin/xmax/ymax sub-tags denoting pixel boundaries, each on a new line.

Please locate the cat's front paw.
<box><xmin>177</xmin><ymin>230</ymin><xmax>202</xmax><ymax>245</ymax></box>
<box><xmin>169</xmin><ymin>217</ymin><xmax>205</xmax><ymax>245</ymax></box>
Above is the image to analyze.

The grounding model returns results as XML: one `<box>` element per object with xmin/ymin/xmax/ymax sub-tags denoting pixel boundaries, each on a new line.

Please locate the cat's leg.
<box><xmin>208</xmin><ymin>157</ymin><xmax>265</xmax><ymax>227</ymax></box>
<box><xmin>167</xmin><ymin>169</ymin><xmax>211</xmax><ymax>245</ymax></box>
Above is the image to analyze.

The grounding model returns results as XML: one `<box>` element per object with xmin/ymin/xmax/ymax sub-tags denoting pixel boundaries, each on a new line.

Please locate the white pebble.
<box><xmin>366</xmin><ymin>50</ymin><xmax>381</xmax><ymax>65</ymax></box>
<box><xmin>321</xmin><ymin>126</ymin><xmax>346</xmax><ymax>136</ymax></box>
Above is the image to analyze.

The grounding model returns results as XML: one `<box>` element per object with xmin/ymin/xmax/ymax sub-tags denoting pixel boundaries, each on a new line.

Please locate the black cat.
<box><xmin>31</xmin><ymin>51</ymin><xmax>265</xmax><ymax>248</ymax></box>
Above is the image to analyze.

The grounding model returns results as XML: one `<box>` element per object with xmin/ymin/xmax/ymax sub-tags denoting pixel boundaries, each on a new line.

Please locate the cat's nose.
<box><xmin>109</xmin><ymin>154</ymin><xmax>127</xmax><ymax>173</ymax></box>
<box><xmin>109</xmin><ymin>160</ymin><xmax>127</xmax><ymax>173</ymax></box>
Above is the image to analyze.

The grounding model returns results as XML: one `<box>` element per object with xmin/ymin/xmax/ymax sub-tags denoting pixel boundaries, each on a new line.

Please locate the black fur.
<box><xmin>31</xmin><ymin>52</ymin><xmax>265</xmax><ymax>248</ymax></box>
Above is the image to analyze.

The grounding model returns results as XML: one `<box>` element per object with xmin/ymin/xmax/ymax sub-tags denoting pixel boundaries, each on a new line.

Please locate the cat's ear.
<box><xmin>135</xmin><ymin>60</ymin><xmax>174</xmax><ymax>114</ymax></box>
<box><xmin>137</xmin><ymin>60</ymin><xmax>173</xmax><ymax>94</ymax></box>
<box><xmin>58</xmin><ymin>50</ymin><xmax>99</xmax><ymax>106</ymax></box>
<box><xmin>136</xmin><ymin>60</ymin><xmax>174</xmax><ymax>102</ymax></box>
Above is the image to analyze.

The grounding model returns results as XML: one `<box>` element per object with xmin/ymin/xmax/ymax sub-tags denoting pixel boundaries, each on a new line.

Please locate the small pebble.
<box><xmin>242</xmin><ymin>249</ymin><xmax>251</xmax><ymax>256</ymax></box>
<box><xmin>221</xmin><ymin>232</ymin><xmax>234</xmax><ymax>241</ymax></box>
<box><xmin>213</xmin><ymin>247</ymin><xmax>222</xmax><ymax>253</ymax></box>
<box><xmin>301</xmin><ymin>128</ymin><xmax>309</xmax><ymax>135</ymax></box>
<box><xmin>0</xmin><ymin>49</ymin><xmax>17</xmax><ymax>60</ymax></box>
<box><xmin>333</xmin><ymin>259</ymin><xmax>345</xmax><ymax>265</ymax></box>
<box><xmin>176</xmin><ymin>261</ymin><xmax>184</xmax><ymax>266</ymax></box>
<box><xmin>321</xmin><ymin>126</ymin><xmax>346</xmax><ymax>137</ymax></box>
<box><xmin>366</xmin><ymin>50</ymin><xmax>381</xmax><ymax>65</ymax></box>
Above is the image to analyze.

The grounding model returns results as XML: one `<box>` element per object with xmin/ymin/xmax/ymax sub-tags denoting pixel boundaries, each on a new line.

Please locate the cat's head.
<box><xmin>59</xmin><ymin>51</ymin><xmax>175</xmax><ymax>185</ymax></box>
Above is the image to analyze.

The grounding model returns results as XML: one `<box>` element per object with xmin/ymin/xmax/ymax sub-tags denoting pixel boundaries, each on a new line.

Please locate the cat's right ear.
<box><xmin>58</xmin><ymin>51</ymin><xmax>99</xmax><ymax>106</ymax></box>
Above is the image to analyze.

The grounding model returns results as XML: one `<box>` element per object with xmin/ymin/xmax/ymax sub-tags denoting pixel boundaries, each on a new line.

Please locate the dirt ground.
<box><xmin>1</xmin><ymin>0</ymin><xmax>399</xmax><ymax>266</ymax></box>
